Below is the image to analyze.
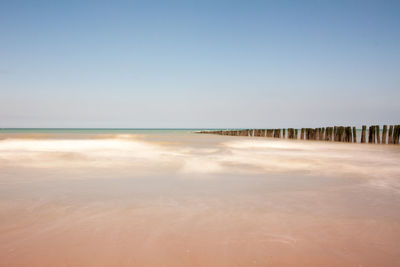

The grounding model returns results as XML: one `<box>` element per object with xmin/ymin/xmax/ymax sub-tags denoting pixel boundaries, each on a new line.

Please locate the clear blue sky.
<box><xmin>1</xmin><ymin>0</ymin><xmax>399</xmax><ymax>128</ymax></box>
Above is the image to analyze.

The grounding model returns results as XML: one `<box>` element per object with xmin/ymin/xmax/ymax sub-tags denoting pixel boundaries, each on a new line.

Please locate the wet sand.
<box><xmin>1</xmin><ymin>132</ymin><xmax>400</xmax><ymax>266</ymax></box>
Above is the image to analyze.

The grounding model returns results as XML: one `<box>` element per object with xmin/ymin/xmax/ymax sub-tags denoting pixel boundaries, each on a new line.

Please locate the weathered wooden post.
<box><xmin>394</xmin><ymin>125</ymin><xmax>400</xmax><ymax>144</ymax></box>
<box><xmin>368</xmin><ymin>126</ymin><xmax>375</xmax><ymax>143</ymax></box>
<box><xmin>388</xmin><ymin>125</ymin><xmax>393</xmax><ymax>144</ymax></box>
<box><xmin>300</xmin><ymin>128</ymin><xmax>304</xmax><ymax>140</ymax></box>
<box><xmin>361</xmin><ymin>125</ymin><xmax>366</xmax><ymax>143</ymax></box>
<box><xmin>346</xmin><ymin>127</ymin><xmax>352</xmax><ymax>142</ymax></box>
<box><xmin>336</xmin><ymin>126</ymin><xmax>339</xmax><ymax>141</ymax></box>
<box><xmin>348</xmin><ymin>127</ymin><xmax>352</xmax><ymax>142</ymax></box>
<box><xmin>376</xmin><ymin>125</ymin><xmax>380</xmax><ymax>144</ymax></box>
<box><xmin>382</xmin><ymin>125</ymin><xmax>387</xmax><ymax>144</ymax></box>
<box><xmin>352</xmin><ymin>127</ymin><xmax>357</xmax><ymax>143</ymax></box>
<box><xmin>335</xmin><ymin>126</ymin><xmax>341</xmax><ymax>142</ymax></box>
<box><xmin>295</xmin><ymin>129</ymin><xmax>298</xmax><ymax>139</ymax></box>
<box><xmin>342</xmin><ymin>127</ymin><xmax>346</xmax><ymax>142</ymax></box>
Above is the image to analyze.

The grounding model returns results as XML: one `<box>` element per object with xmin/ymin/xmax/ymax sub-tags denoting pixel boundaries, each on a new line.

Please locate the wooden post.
<box><xmin>376</xmin><ymin>125</ymin><xmax>380</xmax><ymax>144</ymax></box>
<box><xmin>341</xmin><ymin>127</ymin><xmax>345</xmax><ymax>142</ymax></box>
<box><xmin>335</xmin><ymin>126</ymin><xmax>341</xmax><ymax>142</ymax></box>
<box><xmin>382</xmin><ymin>125</ymin><xmax>387</xmax><ymax>144</ymax></box>
<box><xmin>283</xmin><ymin>129</ymin><xmax>286</xmax><ymax>139</ymax></box>
<box><xmin>348</xmin><ymin>127</ymin><xmax>352</xmax><ymax>142</ymax></box>
<box><xmin>300</xmin><ymin>128</ymin><xmax>304</xmax><ymax>140</ymax></box>
<box><xmin>295</xmin><ymin>129</ymin><xmax>298</xmax><ymax>139</ymax></box>
<box><xmin>325</xmin><ymin>127</ymin><xmax>330</xmax><ymax>141</ymax></box>
<box><xmin>361</xmin><ymin>125</ymin><xmax>366</xmax><ymax>143</ymax></box>
<box><xmin>388</xmin><ymin>125</ymin><xmax>393</xmax><ymax>144</ymax></box>
<box><xmin>395</xmin><ymin>125</ymin><xmax>400</xmax><ymax>144</ymax></box>
<box><xmin>341</xmin><ymin>127</ymin><xmax>346</xmax><ymax>142</ymax></box>
<box><xmin>346</xmin><ymin>127</ymin><xmax>352</xmax><ymax>142</ymax></box>
<box><xmin>325</xmin><ymin>127</ymin><xmax>329</xmax><ymax>141</ymax></box>
<box><xmin>352</xmin><ymin>127</ymin><xmax>357</xmax><ymax>143</ymax></box>
<box><xmin>368</xmin><ymin>126</ymin><xmax>375</xmax><ymax>143</ymax></box>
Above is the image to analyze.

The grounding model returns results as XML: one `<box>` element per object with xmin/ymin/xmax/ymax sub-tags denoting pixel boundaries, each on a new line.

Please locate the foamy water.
<box><xmin>1</xmin><ymin>132</ymin><xmax>400</xmax><ymax>266</ymax></box>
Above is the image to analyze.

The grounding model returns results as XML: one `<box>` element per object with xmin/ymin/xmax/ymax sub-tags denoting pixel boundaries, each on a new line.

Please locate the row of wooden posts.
<box><xmin>198</xmin><ymin>125</ymin><xmax>400</xmax><ymax>144</ymax></box>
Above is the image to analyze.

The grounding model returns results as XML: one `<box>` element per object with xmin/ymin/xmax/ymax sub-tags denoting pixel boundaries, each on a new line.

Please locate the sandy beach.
<box><xmin>0</xmin><ymin>131</ymin><xmax>399</xmax><ymax>266</ymax></box>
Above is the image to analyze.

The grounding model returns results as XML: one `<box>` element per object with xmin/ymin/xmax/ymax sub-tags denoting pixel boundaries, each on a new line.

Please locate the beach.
<box><xmin>1</xmin><ymin>130</ymin><xmax>400</xmax><ymax>266</ymax></box>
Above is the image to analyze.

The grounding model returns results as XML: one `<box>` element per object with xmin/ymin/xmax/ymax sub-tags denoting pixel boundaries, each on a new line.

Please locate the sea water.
<box><xmin>0</xmin><ymin>129</ymin><xmax>400</xmax><ymax>266</ymax></box>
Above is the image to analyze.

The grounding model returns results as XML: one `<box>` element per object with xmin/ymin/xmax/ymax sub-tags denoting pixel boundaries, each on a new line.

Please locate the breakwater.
<box><xmin>198</xmin><ymin>125</ymin><xmax>400</xmax><ymax>144</ymax></box>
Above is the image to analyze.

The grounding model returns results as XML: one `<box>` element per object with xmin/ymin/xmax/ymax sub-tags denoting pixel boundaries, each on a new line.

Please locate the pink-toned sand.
<box><xmin>1</xmin><ymin>132</ymin><xmax>400</xmax><ymax>266</ymax></box>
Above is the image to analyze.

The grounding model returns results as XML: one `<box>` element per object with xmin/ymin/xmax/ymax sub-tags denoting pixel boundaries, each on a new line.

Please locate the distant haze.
<box><xmin>1</xmin><ymin>1</ymin><xmax>399</xmax><ymax>128</ymax></box>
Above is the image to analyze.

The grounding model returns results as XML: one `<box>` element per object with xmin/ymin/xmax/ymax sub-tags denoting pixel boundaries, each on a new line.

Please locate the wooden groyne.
<box><xmin>198</xmin><ymin>125</ymin><xmax>400</xmax><ymax>144</ymax></box>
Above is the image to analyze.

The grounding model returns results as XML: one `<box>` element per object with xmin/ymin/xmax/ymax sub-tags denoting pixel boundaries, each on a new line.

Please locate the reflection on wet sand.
<box><xmin>0</xmin><ymin>133</ymin><xmax>400</xmax><ymax>266</ymax></box>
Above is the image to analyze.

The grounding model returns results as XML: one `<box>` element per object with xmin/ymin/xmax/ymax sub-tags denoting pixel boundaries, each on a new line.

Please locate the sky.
<box><xmin>0</xmin><ymin>0</ymin><xmax>399</xmax><ymax>128</ymax></box>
